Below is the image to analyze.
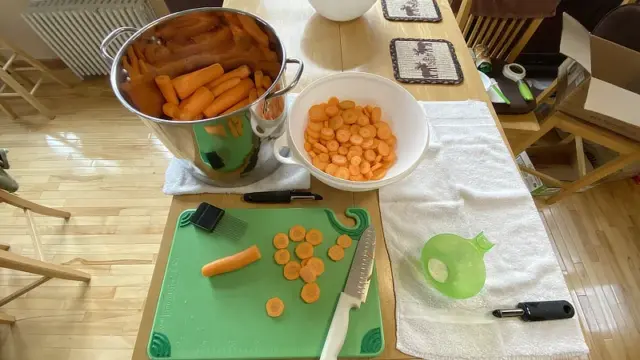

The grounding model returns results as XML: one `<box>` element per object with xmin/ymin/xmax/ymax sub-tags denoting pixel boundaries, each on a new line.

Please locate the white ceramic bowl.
<box><xmin>308</xmin><ymin>0</ymin><xmax>377</xmax><ymax>22</ymax></box>
<box><xmin>274</xmin><ymin>72</ymin><xmax>429</xmax><ymax>192</ymax></box>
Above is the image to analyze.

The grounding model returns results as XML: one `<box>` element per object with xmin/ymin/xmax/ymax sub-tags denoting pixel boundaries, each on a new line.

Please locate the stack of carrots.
<box><xmin>118</xmin><ymin>10</ymin><xmax>283</xmax><ymax>119</ymax></box>
<box><xmin>150</xmin><ymin>64</ymin><xmax>278</xmax><ymax>137</ymax></box>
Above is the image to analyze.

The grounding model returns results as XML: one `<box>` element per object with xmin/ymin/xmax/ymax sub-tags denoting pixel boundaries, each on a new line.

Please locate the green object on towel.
<box><xmin>420</xmin><ymin>232</ymin><xmax>494</xmax><ymax>299</ymax></box>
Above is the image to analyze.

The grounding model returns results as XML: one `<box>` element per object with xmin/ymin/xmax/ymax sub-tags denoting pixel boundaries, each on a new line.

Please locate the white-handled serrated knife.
<box><xmin>320</xmin><ymin>225</ymin><xmax>376</xmax><ymax>360</ymax></box>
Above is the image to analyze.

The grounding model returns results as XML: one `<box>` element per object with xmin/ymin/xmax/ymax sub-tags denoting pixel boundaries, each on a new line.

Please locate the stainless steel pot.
<box><xmin>100</xmin><ymin>8</ymin><xmax>303</xmax><ymax>187</ymax></box>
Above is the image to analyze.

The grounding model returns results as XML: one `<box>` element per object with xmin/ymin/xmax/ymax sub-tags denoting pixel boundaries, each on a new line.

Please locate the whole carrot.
<box><xmin>204</xmin><ymin>78</ymin><xmax>255</xmax><ymax>118</ymax></box>
<box><xmin>180</xmin><ymin>87</ymin><xmax>215</xmax><ymax>119</ymax></box>
<box><xmin>172</xmin><ymin>63</ymin><xmax>224</xmax><ymax>99</ymax></box>
<box><xmin>222</xmin><ymin>97</ymin><xmax>251</xmax><ymax>115</ymax></box>
<box><xmin>212</xmin><ymin>77</ymin><xmax>241</xmax><ymax>97</ymax></box>
<box><xmin>155</xmin><ymin>75</ymin><xmax>179</xmax><ymax>105</ymax></box>
<box><xmin>206</xmin><ymin>65</ymin><xmax>251</xmax><ymax>89</ymax></box>
<box><xmin>201</xmin><ymin>245</ymin><xmax>261</xmax><ymax>277</ymax></box>
<box><xmin>162</xmin><ymin>102</ymin><xmax>180</xmax><ymax>119</ymax></box>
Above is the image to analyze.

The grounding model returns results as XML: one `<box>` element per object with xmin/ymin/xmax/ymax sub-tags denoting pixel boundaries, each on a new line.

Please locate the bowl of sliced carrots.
<box><xmin>274</xmin><ymin>72</ymin><xmax>429</xmax><ymax>192</ymax></box>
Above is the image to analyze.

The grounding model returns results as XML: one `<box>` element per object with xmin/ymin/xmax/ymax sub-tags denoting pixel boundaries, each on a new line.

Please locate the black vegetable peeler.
<box><xmin>492</xmin><ymin>300</ymin><xmax>575</xmax><ymax>322</ymax></box>
<box><xmin>243</xmin><ymin>190</ymin><xmax>322</xmax><ymax>204</ymax></box>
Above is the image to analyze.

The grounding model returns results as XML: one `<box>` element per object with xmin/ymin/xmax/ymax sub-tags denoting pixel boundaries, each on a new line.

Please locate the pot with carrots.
<box><xmin>100</xmin><ymin>8</ymin><xmax>304</xmax><ymax>187</ymax></box>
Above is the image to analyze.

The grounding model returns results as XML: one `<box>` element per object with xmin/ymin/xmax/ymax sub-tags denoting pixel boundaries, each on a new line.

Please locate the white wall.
<box><xmin>0</xmin><ymin>0</ymin><xmax>57</xmax><ymax>59</ymax></box>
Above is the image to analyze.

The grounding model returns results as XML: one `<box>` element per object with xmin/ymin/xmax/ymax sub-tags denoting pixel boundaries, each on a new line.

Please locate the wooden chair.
<box><xmin>456</xmin><ymin>0</ymin><xmax>555</xmax><ymax>150</ymax></box>
<box><xmin>0</xmin><ymin>37</ymin><xmax>71</xmax><ymax>120</ymax></box>
<box><xmin>0</xmin><ymin>190</ymin><xmax>91</xmax><ymax>325</ymax></box>
<box><xmin>512</xmin><ymin>112</ymin><xmax>640</xmax><ymax>204</ymax></box>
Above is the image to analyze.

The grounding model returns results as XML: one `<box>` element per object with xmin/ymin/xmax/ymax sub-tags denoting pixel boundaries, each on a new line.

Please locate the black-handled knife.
<box><xmin>243</xmin><ymin>191</ymin><xmax>323</xmax><ymax>204</ymax></box>
<box><xmin>492</xmin><ymin>300</ymin><xmax>575</xmax><ymax>321</ymax></box>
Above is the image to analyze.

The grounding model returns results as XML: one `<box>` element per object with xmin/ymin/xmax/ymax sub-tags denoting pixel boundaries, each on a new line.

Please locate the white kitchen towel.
<box><xmin>379</xmin><ymin>101</ymin><xmax>588</xmax><ymax>359</ymax></box>
<box><xmin>163</xmin><ymin>158</ymin><xmax>309</xmax><ymax>195</ymax></box>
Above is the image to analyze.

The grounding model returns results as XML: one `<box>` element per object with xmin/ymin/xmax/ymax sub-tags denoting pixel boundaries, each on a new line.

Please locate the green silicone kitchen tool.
<box><xmin>148</xmin><ymin>207</ymin><xmax>383</xmax><ymax>360</ymax></box>
<box><xmin>420</xmin><ymin>232</ymin><xmax>493</xmax><ymax>299</ymax></box>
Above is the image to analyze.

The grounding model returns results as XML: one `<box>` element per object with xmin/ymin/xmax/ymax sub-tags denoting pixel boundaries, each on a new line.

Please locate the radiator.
<box><xmin>22</xmin><ymin>0</ymin><xmax>156</xmax><ymax>78</ymax></box>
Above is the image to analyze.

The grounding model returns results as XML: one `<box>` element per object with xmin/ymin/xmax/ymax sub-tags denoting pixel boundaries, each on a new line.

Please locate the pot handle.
<box><xmin>100</xmin><ymin>27</ymin><xmax>138</xmax><ymax>65</ymax></box>
<box><xmin>273</xmin><ymin>132</ymin><xmax>303</xmax><ymax>166</ymax></box>
<box><xmin>265</xmin><ymin>58</ymin><xmax>304</xmax><ymax>100</ymax></box>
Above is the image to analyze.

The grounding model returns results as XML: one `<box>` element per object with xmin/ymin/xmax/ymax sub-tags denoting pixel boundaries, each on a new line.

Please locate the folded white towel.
<box><xmin>163</xmin><ymin>158</ymin><xmax>309</xmax><ymax>195</ymax></box>
<box><xmin>379</xmin><ymin>101</ymin><xmax>588</xmax><ymax>359</ymax></box>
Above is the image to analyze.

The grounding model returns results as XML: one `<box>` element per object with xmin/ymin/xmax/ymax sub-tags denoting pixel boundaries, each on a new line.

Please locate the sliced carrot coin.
<box><xmin>295</xmin><ymin>242</ymin><xmax>314</xmax><ymax>259</ymax></box>
<box><xmin>328</xmin><ymin>96</ymin><xmax>340</xmax><ymax>106</ymax></box>
<box><xmin>337</xmin><ymin>234</ymin><xmax>353</xmax><ymax>249</ymax></box>
<box><xmin>266</xmin><ymin>297</ymin><xmax>284</xmax><ymax>317</ymax></box>
<box><xmin>305</xmin><ymin>229</ymin><xmax>323</xmax><ymax>246</ymax></box>
<box><xmin>299</xmin><ymin>265</ymin><xmax>317</xmax><ymax>283</ymax></box>
<box><xmin>328</xmin><ymin>245</ymin><xmax>345</xmax><ymax>261</ymax></box>
<box><xmin>301</xmin><ymin>282</ymin><xmax>321</xmax><ymax>304</ymax></box>
<box><xmin>283</xmin><ymin>261</ymin><xmax>301</xmax><ymax>280</ymax></box>
<box><xmin>307</xmin><ymin>257</ymin><xmax>325</xmax><ymax>276</ymax></box>
<box><xmin>274</xmin><ymin>249</ymin><xmax>291</xmax><ymax>265</ymax></box>
<box><xmin>273</xmin><ymin>233</ymin><xmax>289</xmax><ymax>249</ymax></box>
<box><xmin>301</xmin><ymin>258</ymin><xmax>310</xmax><ymax>267</ymax></box>
<box><xmin>289</xmin><ymin>225</ymin><xmax>306</xmax><ymax>242</ymax></box>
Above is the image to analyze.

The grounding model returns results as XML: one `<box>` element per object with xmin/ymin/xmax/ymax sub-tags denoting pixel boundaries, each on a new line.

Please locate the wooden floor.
<box><xmin>0</xmin><ymin>76</ymin><xmax>639</xmax><ymax>359</ymax></box>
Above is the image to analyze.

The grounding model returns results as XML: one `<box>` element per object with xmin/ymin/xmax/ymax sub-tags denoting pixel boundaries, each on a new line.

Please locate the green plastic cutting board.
<box><xmin>148</xmin><ymin>207</ymin><xmax>384</xmax><ymax>360</ymax></box>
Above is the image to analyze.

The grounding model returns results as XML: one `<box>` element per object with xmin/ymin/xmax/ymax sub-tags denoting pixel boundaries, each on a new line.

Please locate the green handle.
<box><xmin>471</xmin><ymin>232</ymin><xmax>494</xmax><ymax>254</ymax></box>
<box><xmin>518</xmin><ymin>80</ymin><xmax>534</xmax><ymax>101</ymax></box>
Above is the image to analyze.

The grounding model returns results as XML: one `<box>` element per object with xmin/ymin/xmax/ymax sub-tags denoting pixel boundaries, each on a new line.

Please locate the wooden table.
<box><xmin>132</xmin><ymin>1</ymin><xmax>504</xmax><ymax>359</ymax></box>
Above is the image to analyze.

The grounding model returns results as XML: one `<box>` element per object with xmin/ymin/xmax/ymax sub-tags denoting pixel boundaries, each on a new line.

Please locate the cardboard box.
<box><xmin>555</xmin><ymin>13</ymin><xmax>640</xmax><ymax>142</ymax></box>
<box><xmin>516</xmin><ymin>152</ymin><xmax>559</xmax><ymax>196</ymax></box>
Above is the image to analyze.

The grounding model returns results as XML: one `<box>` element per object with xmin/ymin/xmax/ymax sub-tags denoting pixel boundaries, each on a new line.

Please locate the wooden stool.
<box><xmin>0</xmin><ymin>189</ymin><xmax>91</xmax><ymax>325</ymax></box>
<box><xmin>513</xmin><ymin>111</ymin><xmax>640</xmax><ymax>205</ymax></box>
<box><xmin>0</xmin><ymin>37</ymin><xmax>71</xmax><ymax>120</ymax></box>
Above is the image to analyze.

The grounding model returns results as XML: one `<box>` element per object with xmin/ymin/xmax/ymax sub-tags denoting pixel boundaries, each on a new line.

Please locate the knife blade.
<box><xmin>320</xmin><ymin>226</ymin><xmax>376</xmax><ymax>360</ymax></box>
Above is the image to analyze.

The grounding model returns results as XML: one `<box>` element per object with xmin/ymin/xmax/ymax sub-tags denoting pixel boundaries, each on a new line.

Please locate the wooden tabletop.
<box><xmin>132</xmin><ymin>1</ymin><xmax>504</xmax><ymax>359</ymax></box>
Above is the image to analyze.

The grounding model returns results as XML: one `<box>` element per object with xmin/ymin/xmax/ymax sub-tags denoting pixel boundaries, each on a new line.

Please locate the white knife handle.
<box><xmin>320</xmin><ymin>292</ymin><xmax>361</xmax><ymax>360</ymax></box>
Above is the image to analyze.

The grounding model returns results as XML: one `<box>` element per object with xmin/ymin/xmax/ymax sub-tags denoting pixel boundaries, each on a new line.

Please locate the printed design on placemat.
<box><xmin>360</xmin><ymin>327</ymin><xmax>383</xmax><ymax>354</ymax></box>
<box><xmin>149</xmin><ymin>331</ymin><xmax>171</xmax><ymax>358</ymax></box>
<box><xmin>381</xmin><ymin>0</ymin><xmax>442</xmax><ymax>22</ymax></box>
<box><xmin>390</xmin><ymin>38</ymin><xmax>463</xmax><ymax>85</ymax></box>
<box><xmin>178</xmin><ymin>210</ymin><xmax>195</xmax><ymax>227</ymax></box>
<box><xmin>324</xmin><ymin>208</ymin><xmax>371</xmax><ymax>239</ymax></box>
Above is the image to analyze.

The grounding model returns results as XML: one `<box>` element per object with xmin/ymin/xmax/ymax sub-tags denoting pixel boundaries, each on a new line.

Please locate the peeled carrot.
<box><xmin>274</xmin><ymin>249</ymin><xmax>291</xmax><ymax>265</ymax></box>
<box><xmin>237</xmin><ymin>14</ymin><xmax>269</xmax><ymax>46</ymax></box>
<box><xmin>155</xmin><ymin>75</ymin><xmax>180</xmax><ymax>105</ymax></box>
<box><xmin>273</xmin><ymin>233</ymin><xmax>289</xmax><ymax>249</ymax></box>
<box><xmin>305</xmin><ymin>229</ymin><xmax>323</xmax><ymax>246</ymax></box>
<box><xmin>307</xmin><ymin>257</ymin><xmax>325</xmax><ymax>276</ymax></box>
<box><xmin>337</xmin><ymin>234</ymin><xmax>353</xmax><ymax>249</ymax></box>
<box><xmin>207</xmin><ymin>65</ymin><xmax>251</xmax><ymax>89</ymax></box>
<box><xmin>212</xmin><ymin>77</ymin><xmax>242</xmax><ymax>97</ymax></box>
<box><xmin>127</xmin><ymin>47</ymin><xmax>139</xmax><ymax>73</ymax></box>
<box><xmin>139</xmin><ymin>59</ymin><xmax>150</xmax><ymax>74</ymax></box>
<box><xmin>262</xmin><ymin>76</ymin><xmax>272</xmax><ymax>89</ymax></box>
<box><xmin>283</xmin><ymin>261</ymin><xmax>301</xmax><ymax>280</ymax></box>
<box><xmin>254</xmin><ymin>71</ymin><xmax>263</xmax><ymax>91</ymax></box>
<box><xmin>289</xmin><ymin>225</ymin><xmax>306</xmax><ymax>242</ymax></box>
<box><xmin>201</xmin><ymin>245</ymin><xmax>261</xmax><ymax>277</ymax></box>
<box><xmin>249</xmin><ymin>88</ymin><xmax>258</xmax><ymax>102</ymax></box>
<box><xmin>180</xmin><ymin>87</ymin><xmax>215</xmax><ymax>119</ymax></box>
<box><xmin>266</xmin><ymin>297</ymin><xmax>284</xmax><ymax>317</ymax></box>
<box><xmin>295</xmin><ymin>242</ymin><xmax>314</xmax><ymax>260</ymax></box>
<box><xmin>221</xmin><ymin>98</ymin><xmax>251</xmax><ymax>115</ymax></box>
<box><xmin>301</xmin><ymin>282</ymin><xmax>320</xmax><ymax>304</ymax></box>
<box><xmin>328</xmin><ymin>245</ymin><xmax>345</xmax><ymax>261</ymax></box>
<box><xmin>299</xmin><ymin>266</ymin><xmax>317</xmax><ymax>283</ymax></box>
<box><xmin>223</xmin><ymin>12</ymin><xmax>242</xmax><ymax>27</ymax></box>
<box><xmin>162</xmin><ymin>103</ymin><xmax>180</xmax><ymax>119</ymax></box>
<box><xmin>172</xmin><ymin>63</ymin><xmax>224</xmax><ymax>99</ymax></box>
<box><xmin>203</xmin><ymin>78</ymin><xmax>254</xmax><ymax>117</ymax></box>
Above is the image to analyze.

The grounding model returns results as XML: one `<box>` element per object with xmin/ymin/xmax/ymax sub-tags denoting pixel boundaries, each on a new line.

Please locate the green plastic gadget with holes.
<box><xmin>420</xmin><ymin>232</ymin><xmax>494</xmax><ymax>299</ymax></box>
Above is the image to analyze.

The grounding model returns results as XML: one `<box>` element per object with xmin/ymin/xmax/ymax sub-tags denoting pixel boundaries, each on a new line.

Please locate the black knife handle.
<box><xmin>243</xmin><ymin>191</ymin><xmax>291</xmax><ymax>204</ymax></box>
<box><xmin>518</xmin><ymin>300</ymin><xmax>575</xmax><ymax>321</ymax></box>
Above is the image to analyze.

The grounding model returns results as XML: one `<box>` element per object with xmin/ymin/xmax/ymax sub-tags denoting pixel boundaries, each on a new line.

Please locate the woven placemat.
<box><xmin>389</xmin><ymin>38</ymin><xmax>463</xmax><ymax>85</ymax></box>
<box><xmin>381</xmin><ymin>0</ymin><xmax>442</xmax><ymax>22</ymax></box>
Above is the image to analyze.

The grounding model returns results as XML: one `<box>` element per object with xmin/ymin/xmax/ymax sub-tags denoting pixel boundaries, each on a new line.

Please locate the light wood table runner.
<box><xmin>132</xmin><ymin>1</ymin><xmax>504</xmax><ymax>359</ymax></box>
